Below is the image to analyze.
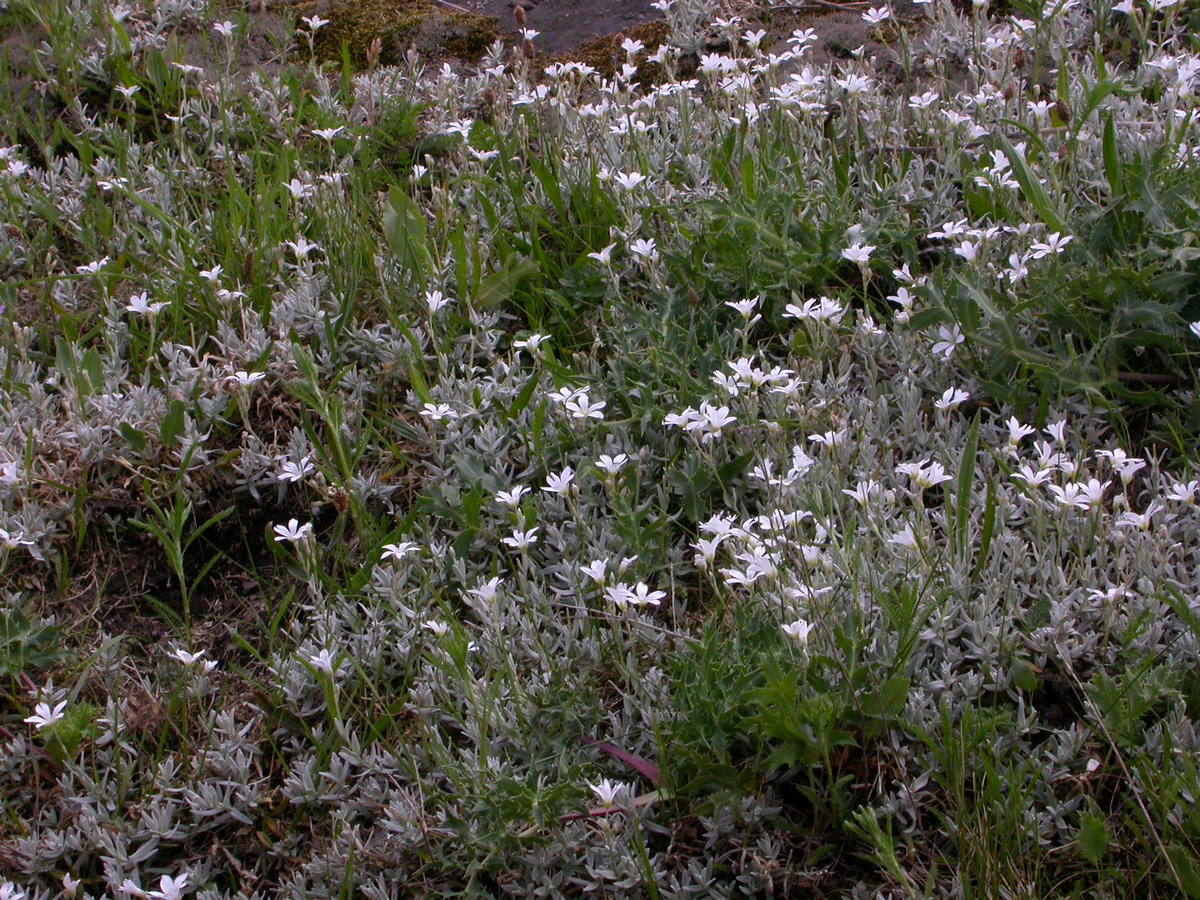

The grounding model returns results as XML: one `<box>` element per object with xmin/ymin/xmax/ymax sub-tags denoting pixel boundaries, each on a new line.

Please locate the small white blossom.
<box><xmin>589</xmin><ymin>778</ymin><xmax>627</xmax><ymax>809</ymax></box>
<box><xmin>273</xmin><ymin>519</ymin><xmax>313</xmax><ymax>542</ymax></box>
<box><xmin>502</xmin><ymin>527</ymin><xmax>540</xmax><ymax>550</ymax></box>
<box><xmin>782</xmin><ymin>618</ymin><xmax>815</xmax><ymax>644</ymax></box>
<box><xmin>24</xmin><ymin>700</ymin><xmax>67</xmax><ymax>730</ymax></box>
<box><xmin>543</xmin><ymin>467</ymin><xmax>576</xmax><ymax>494</ymax></box>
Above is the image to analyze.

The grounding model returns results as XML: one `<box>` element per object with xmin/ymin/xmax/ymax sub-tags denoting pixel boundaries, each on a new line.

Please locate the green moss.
<box><xmin>297</xmin><ymin>0</ymin><xmax>499</xmax><ymax>68</ymax></box>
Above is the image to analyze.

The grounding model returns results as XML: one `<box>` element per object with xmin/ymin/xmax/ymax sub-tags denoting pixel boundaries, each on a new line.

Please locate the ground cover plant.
<box><xmin>2</xmin><ymin>0</ymin><xmax>1200</xmax><ymax>895</ymax></box>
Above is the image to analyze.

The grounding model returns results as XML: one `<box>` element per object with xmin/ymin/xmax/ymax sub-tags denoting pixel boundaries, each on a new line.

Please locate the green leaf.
<box><xmin>1167</xmin><ymin>843</ymin><xmax>1200</xmax><ymax>898</ymax></box>
<box><xmin>1012</xmin><ymin>658</ymin><xmax>1039</xmax><ymax>693</ymax></box>
<box><xmin>159</xmin><ymin>399</ymin><xmax>186</xmax><ymax>449</ymax></box>
<box><xmin>119</xmin><ymin>422</ymin><xmax>147</xmax><ymax>453</ymax></box>
<box><xmin>382</xmin><ymin>186</ymin><xmax>430</xmax><ymax>288</ymax></box>
<box><xmin>1077</xmin><ymin>809</ymin><xmax>1108</xmax><ymax>863</ymax></box>
<box><xmin>973</xmin><ymin>475</ymin><xmax>997</xmax><ymax>581</ymax></box>
<box><xmin>995</xmin><ymin>135</ymin><xmax>1064</xmax><ymax>232</ymax></box>
<box><xmin>1102</xmin><ymin>115</ymin><xmax>1126</xmax><ymax>197</ymax></box>
<box><xmin>476</xmin><ymin>257</ymin><xmax>539</xmax><ymax>310</ymax></box>
<box><xmin>952</xmin><ymin>413</ymin><xmax>980</xmax><ymax>558</ymax></box>
<box><xmin>503</xmin><ymin>372</ymin><xmax>540</xmax><ymax>422</ymax></box>
<box><xmin>81</xmin><ymin>348</ymin><xmax>104</xmax><ymax>395</ymax></box>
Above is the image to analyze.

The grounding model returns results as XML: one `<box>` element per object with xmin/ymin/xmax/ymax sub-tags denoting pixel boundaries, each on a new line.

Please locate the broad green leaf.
<box><xmin>476</xmin><ymin>257</ymin><xmax>539</xmax><ymax>310</ymax></box>
<box><xmin>382</xmin><ymin>186</ymin><xmax>430</xmax><ymax>287</ymax></box>
<box><xmin>119</xmin><ymin>423</ymin><xmax>147</xmax><ymax>453</ymax></box>
<box><xmin>1167</xmin><ymin>843</ymin><xmax>1200</xmax><ymax>898</ymax></box>
<box><xmin>159</xmin><ymin>400</ymin><xmax>186</xmax><ymax>449</ymax></box>
<box><xmin>1077</xmin><ymin>809</ymin><xmax>1108</xmax><ymax>863</ymax></box>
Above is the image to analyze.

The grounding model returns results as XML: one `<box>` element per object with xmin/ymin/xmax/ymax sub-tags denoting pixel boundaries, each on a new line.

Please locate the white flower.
<box><xmin>1189</xmin><ymin>321</ymin><xmax>1200</xmax><ymax>340</ymax></box>
<box><xmin>212</xmin><ymin>20</ymin><xmax>236</xmax><ymax>36</ymax></box>
<box><xmin>844</xmin><ymin>241</ymin><xmax>873</xmax><ymax>266</ymax></box>
<box><xmin>425</xmin><ymin>290</ymin><xmax>455</xmax><ymax>314</ymax></box>
<box><xmin>306</xmin><ymin>649</ymin><xmax>337</xmax><ymax>675</ymax></box>
<box><xmin>587</xmin><ymin>243</ymin><xmax>617</xmax><ymax>265</ymax></box>
<box><xmin>628</xmin><ymin>582</ymin><xmax>666</xmax><ymax>606</ymax></box>
<box><xmin>1029</xmin><ymin>232</ymin><xmax>1072</xmax><ymax>259</ymax></box>
<box><xmin>692</xmin><ymin>536</ymin><xmax>723</xmax><ymax>569</ymax></box>
<box><xmin>862</xmin><ymin>5</ymin><xmax>891</xmax><ymax>22</ymax></box>
<box><xmin>24</xmin><ymin>700</ymin><xmax>67</xmax><ymax>730</ymax></box>
<box><xmin>381</xmin><ymin>541</ymin><xmax>420</xmax><ymax>561</ymax></box>
<box><xmin>1166</xmin><ymin>480</ymin><xmax>1199</xmax><ymax>503</ymax></box>
<box><xmin>784</xmin><ymin>296</ymin><xmax>844</xmax><ymax>323</ymax></box>
<box><xmin>630</xmin><ymin>238</ymin><xmax>658</xmax><ymax>260</ymax></box>
<box><xmin>273</xmin><ymin>519</ymin><xmax>313</xmax><ymax>542</ymax></box>
<box><xmin>502</xmin><ymin>527</ymin><xmax>539</xmax><ymax>550</ymax></box>
<box><xmin>1114</xmin><ymin>502</ymin><xmax>1162</xmax><ymax>531</ymax></box>
<box><xmin>198</xmin><ymin>265</ymin><xmax>223</xmax><ymax>282</ymax></box>
<box><xmin>1098</xmin><ymin>449</ymin><xmax>1146</xmax><ymax>485</ymax></box>
<box><xmin>809</xmin><ymin>429</ymin><xmax>847</xmax><ymax>447</ymax></box>
<box><xmin>75</xmin><ymin>257</ymin><xmax>110</xmax><ymax>274</ymax></box>
<box><xmin>126</xmin><ymin>292</ymin><xmax>168</xmax><ymax>315</ymax></box>
<box><xmin>685</xmin><ymin>401</ymin><xmax>736</xmax><ymax>443</ymax></box>
<box><xmin>1011</xmin><ymin>464</ymin><xmax>1053</xmax><ymax>488</ymax></box>
<box><xmin>781</xmin><ymin>618</ymin><xmax>815</xmax><ymax>645</ymax></box>
<box><xmin>595</xmin><ymin>453</ymin><xmax>629</xmax><ymax>475</ymax></box>
<box><xmin>276</xmin><ymin>457</ymin><xmax>314</xmax><ymax>483</ymax></box>
<box><xmin>888</xmin><ymin>525</ymin><xmax>919</xmax><ymax>550</ymax></box>
<box><xmin>312</xmin><ymin>126</ymin><xmax>345</xmax><ymax>141</ymax></box>
<box><xmin>895</xmin><ymin>458</ymin><xmax>953</xmax><ymax>490</ymax></box>
<box><xmin>842</xmin><ymin>480</ymin><xmax>881</xmax><ymax>505</ymax></box>
<box><xmin>283</xmin><ymin>178</ymin><xmax>313</xmax><ymax>200</ymax></box>
<box><xmin>514</xmin><ymin>333</ymin><xmax>550</xmax><ymax>356</ymax></box>
<box><xmin>604</xmin><ymin>584</ymin><xmax>634</xmax><ymax>609</ymax></box>
<box><xmin>420</xmin><ymin>402</ymin><xmax>458</xmax><ymax>423</ymax></box>
<box><xmin>953</xmin><ymin>240</ymin><xmax>979</xmax><ymax>262</ymax></box>
<box><xmin>422</xmin><ymin>620</ymin><xmax>450</xmax><ymax>636</ymax></box>
<box><xmin>495</xmin><ymin>485</ymin><xmax>531</xmax><ymax>506</ymax></box>
<box><xmin>589</xmin><ymin>778</ymin><xmax>627</xmax><ymax>809</ymax></box>
<box><xmin>835</xmin><ymin>73</ymin><xmax>872</xmax><ymax>94</ymax></box>
<box><xmin>169</xmin><ymin>647</ymin><xmax>208</xmax><ymax>666</ymax></box>
<box><xmin>580</xmin><ymin>560</ymin><xmax>608</xmax><ymax>585</ymax></box>
<box><xmin>441</xmin><ymin>119</ymin><xmax>474</xmax><ymax>139</ymax></box>
<box><xmin>468</xmin><ymin>577</ymin><xmax>504</xmax><ymax>602</ymax></box>
<box><xmin>1005</xmin><ymin>417</ymin><xmax>1036</xmax><ymax>445</ymax></box>
<box><xmin>230</xmin><ymin>370</ymin><xmax>266</xmax><ymax>387</ymax></box>
<box><xmin>1047</xmin><ymin>478</ymin><xmax>1109</xmax><ymax>510</ymax></box>
<box><xmin>612</xmin><ymin>171</ymin><xmax>646</xmax><ymax>190</ymax></box>
<box><xmin>725</xmin><ymin>296</ymin><xmax>761</xmax><ymax>322</ymax></box>
<box><xmin>563</xmin><ymin>392</ymin><xmax>606</xmax><ymax>420</ymax></box>
<box><xmin>543</xmin><ymin>467</ymin><xmax>576</xmax><ymax>494</ymax></box>
<box><xmin>931</xmin><ymin>324</ymin><xmax>964</xmax><ymax>359</ymax></box>
<box><xmin>935</xmin><ymin>387</ymin><xmax>970</xmax><ymax>410</ymax></box>
<box><xmin>147</xmin><ymin>874</ymin><xmax>190</xmax><ymax>900</ymax></box>
<box><xmin>302</xmin><ymin>14</ymin><xmax>330</xmax><ymax>29</ymax></box>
